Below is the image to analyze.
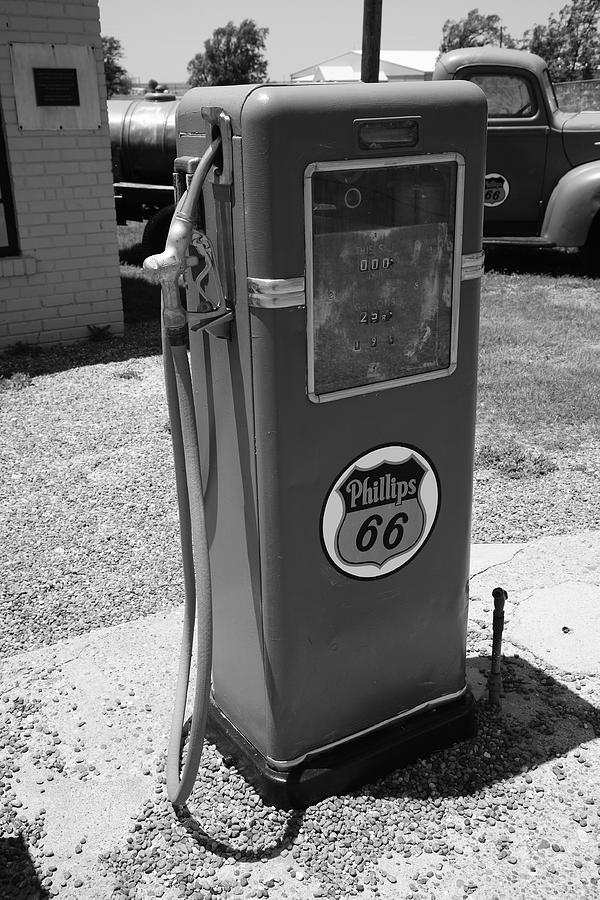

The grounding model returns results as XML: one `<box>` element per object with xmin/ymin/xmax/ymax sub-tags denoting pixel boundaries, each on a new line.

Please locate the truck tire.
<box><xmin>581</xmin><ymin>213</ymin><xmax>600</xmax><ymax>276</ymax></box>
<box><xmin>142</xmin><ymin>204</ymin><xmax>176</xmax><ymax>258</ymax></box>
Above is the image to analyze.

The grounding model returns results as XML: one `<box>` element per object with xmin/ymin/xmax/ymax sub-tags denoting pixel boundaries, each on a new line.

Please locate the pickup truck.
<box><xmin>112</xmin><ymin>50</ymin><xmax>600</xmax><ymax>265</ymax></box>
<box><xmin>433</xmin><ymin>47</ymin><xmax>600</xmax><ymax>267</ymax></box>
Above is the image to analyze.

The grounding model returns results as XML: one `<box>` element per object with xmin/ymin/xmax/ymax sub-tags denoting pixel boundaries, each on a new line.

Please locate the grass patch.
<box><xmin>119</xmin><ymin>223</ymin><xmax>162</xmax><ymax>323</ymax></box>
<box><xmin>0</xmin><ymin>372</ymin><xmax>33</xmax><ymax>391</ymax></box>
<box><xmin>118</xmin><ymin>222</ymin><xmax>146</xmax><ymax>266</ymax></box>
<box><xmin>476</xmin><ymin>270</ymin><xmax>600</xmax><ymax>456</ymax></box>
<box><xmin>114</xmin><ymin>366</ymin><xmax>143</xmax><ymax>381</ymax></box>
<box><xmin>121</xmin><ymin>265</ymin><xmax>161</xmax><ymax>323</ymax></box>
<box><xmin>475</xmin><ymin>440</ymin><xmax>558</xmax><ymax>478</ymax></box>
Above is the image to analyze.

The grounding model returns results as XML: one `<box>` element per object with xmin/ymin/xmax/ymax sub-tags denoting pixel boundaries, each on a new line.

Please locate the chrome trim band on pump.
<box><xmin>210</xmin><ymin>685</ymin><xmax>468</xmax><ymax>771</ymax></box>
<box><xmin>461</xmin><ymin>250</ymin><xmax>485</xmax><ymax>281</ymax></box>
<box><xmin>247</xmin><ymin>276</ymin><xmax>306</xmax><ymax>308</ymax></box>
<box><xmin>248</xmin><ymin>252</ymin><xmax>483</xmax><ymax>312</ymax></box>
<box><xmin>268</xmin><ymin>687</ymin><xmax>467</xmax><ymax>770</ymax></box>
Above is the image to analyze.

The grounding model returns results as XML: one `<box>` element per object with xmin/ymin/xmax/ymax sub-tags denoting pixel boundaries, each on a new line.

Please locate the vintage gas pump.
<box><xmin>145</xmin><ymin>79</ymin><xmax>487</xmax><ymax>809</ymax></box>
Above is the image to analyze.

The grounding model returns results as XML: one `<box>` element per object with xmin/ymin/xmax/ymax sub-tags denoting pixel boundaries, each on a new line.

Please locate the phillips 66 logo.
<box><xmin>321</xmin><ymin>444</ymin><xmax>440</xmax><ymax>579</ymax></box>
<box><xmin>484</xmin><ymin>173</ymin><xmax>510</xmax><ymax>207</ymax></box>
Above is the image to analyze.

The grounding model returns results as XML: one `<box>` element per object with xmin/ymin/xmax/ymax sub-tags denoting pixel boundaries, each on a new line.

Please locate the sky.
<box><xmin>97</xmin><ymin>1</ymin><xmax>563</xmax><ymax>84</ymax></box>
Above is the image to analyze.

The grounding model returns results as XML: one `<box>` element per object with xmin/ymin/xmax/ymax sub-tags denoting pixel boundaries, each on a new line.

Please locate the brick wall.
<box><xmin>0</xmin><ymin>0</ymin><xmax>123</xmax><ymax>349</ymax></box>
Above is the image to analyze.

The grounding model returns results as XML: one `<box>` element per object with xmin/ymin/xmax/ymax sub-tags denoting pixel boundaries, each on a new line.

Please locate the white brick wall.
<box><xmin>0</xmin><ymin>0</ymin><xmax>123</xmax><ymax>349</ymax></box>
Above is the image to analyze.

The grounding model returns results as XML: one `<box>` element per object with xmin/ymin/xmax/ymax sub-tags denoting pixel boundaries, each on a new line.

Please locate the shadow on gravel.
<box><xmin>171</xmin><ymin>654</ymin><xmax>599</xmax><ymax>862</ymax></box>
<box><xmin>175</xmin><ymin>805</ymin><xmax>306</xmax><ymax>862</ymax></box>
<box><xmin>0</xmin><ymin>835</ymin><xmax>49</xmax><ymax>899</ymax></box>
<box><xmin>484</xmin><ymin>244</ymin><xmax>597</xmax><ymax>279</ymax></box>
<box><xmin>369</xmin><ymin>654</ymin><xmax>599</xmax><ymax>801</ymax></box>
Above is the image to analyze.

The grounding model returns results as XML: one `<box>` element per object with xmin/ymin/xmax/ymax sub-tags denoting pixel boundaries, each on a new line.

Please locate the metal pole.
<box><xmin>488</xmin><ymin>587</ymin><xmax>507</xmax><ymax>707</ymax></box>
<box><xmin>361</xmin><ymin>0</ymin><xmax>383</xmax><ymax>83</ymax></box>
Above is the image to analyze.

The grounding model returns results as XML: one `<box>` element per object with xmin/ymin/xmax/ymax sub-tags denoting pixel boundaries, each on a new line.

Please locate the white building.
<box><xmin>291</xmin><ymin>50</ymin><xmax>439</xmax><ymax>83</ymax></box>
<box><xmin>0</xmin><ymin>0</ymin><xmax>122</xmax><ymax>350</ymax></box>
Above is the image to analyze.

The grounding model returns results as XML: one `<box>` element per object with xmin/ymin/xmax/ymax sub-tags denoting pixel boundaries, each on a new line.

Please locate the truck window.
<box><xmin>467</xmin><ymin>74</ymin><xmax>537</xmax><ymax>118</ymax></box>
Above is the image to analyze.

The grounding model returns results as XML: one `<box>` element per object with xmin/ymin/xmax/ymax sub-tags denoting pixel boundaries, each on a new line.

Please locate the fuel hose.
<box><xmin>144</xmin><ymin>137</ymin><xmax>221</xmax><ymax>806</ymax></box>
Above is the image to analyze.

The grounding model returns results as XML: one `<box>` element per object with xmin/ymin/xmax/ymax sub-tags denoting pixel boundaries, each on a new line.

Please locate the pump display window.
<box><xmin>306</xmin><ymin>156</ymin><xmax>462</xmax><ymax>399</ymax></box>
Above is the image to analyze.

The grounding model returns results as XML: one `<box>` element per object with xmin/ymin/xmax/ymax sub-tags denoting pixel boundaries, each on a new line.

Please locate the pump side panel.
<box><xmin>186</xmin><ymin>127</ymin><xmax>268</xmax><ymax>744</ymax></box>
<box><xmin>236</xmin><ymin>82</ymin><xmax>485</xmax><ymax>763</ymax></box>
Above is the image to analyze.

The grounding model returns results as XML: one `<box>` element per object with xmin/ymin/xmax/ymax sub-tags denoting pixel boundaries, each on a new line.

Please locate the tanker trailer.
<box><xmin>108</xmin><ymin>92</ymin><xmax>180</xmax><ymax>255</ymax></box>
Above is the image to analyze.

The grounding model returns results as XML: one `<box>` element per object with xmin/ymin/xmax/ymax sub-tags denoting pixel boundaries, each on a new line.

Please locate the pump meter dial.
<box><xmin>305</xmin><ymin>155</ymin><xmax>464</xmax><ymax>402</ymax></box>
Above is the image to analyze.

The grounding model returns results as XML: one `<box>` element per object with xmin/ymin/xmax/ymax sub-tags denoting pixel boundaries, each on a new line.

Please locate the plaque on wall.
<box><xmin>10</xmin><ymin>43</ymin><xmax>101</xmax><ymax>130</ymax></box>
<box><xmin>33</xmin><ymin>68</ymin><xmax>80</xmax><ymax>107</ymax></box>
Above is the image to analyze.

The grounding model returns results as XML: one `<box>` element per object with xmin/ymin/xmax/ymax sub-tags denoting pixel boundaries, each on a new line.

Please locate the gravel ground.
<box><xmin>1</xmin><ymin>357</ymin><xmax>182</xmax><ymax>658</ymax></box>
<box><xmin>1</xmin><ymin>350</ymin><xmax>600</xmax><ymax>899</ymax></box>
<box><xmin>471</xmin><ymin>439</ymin><xmax>600</xmax><ymax>542</ymax></box>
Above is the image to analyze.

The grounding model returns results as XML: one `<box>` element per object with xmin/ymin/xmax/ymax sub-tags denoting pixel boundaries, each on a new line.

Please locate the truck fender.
<box><xmin>541</xmin><ymin>161</ymin><xmax>600</xmax><ymax>248</ymax></box>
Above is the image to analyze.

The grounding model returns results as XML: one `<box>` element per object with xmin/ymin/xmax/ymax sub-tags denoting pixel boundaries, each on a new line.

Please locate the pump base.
<box><xmin>206</xmin><ymin>691</ymin><xmax>476</xmax><ymax>809</ymax></box>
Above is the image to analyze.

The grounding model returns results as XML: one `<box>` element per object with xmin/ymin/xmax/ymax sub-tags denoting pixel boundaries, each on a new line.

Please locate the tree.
<box><xmin>187</xmin><ymin>19</ymin><xmax>268</xmax><ymax>86</ymax></box>
<box><xmin>102</xmin><ymin>35</ymin><xmax>131</xmax><ymax>97</ymax></box>
<box><xmin>522</xmin><ymin>0</ymin><xmax>600</xmax><ymax>81</ymax></box>
<box><xmin>440</xmin><ymin>8</ymin><xmax>515</xmax><ymax>54</ymax></box>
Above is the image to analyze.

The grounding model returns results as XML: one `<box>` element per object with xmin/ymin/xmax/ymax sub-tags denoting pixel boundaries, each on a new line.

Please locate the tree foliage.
<box><xmin>187</xmin><ymin>19</ymin><xmax>268</xmax><ymax>86</ymax></box>
<box><xmin>440</xmin><ymin>8</ymin><xmax>515</xmax><ymax>54</ymax></box>
<box><xmin>440</xmin><ymin>2</ymin><xmax>600</xmax><ymax>82</ymax></box>
<box><xmin>102</xmin><ymin>36</ymin><xmax>131</xmax><ymax>97</ymax></box>
<box><xmin>522</xmin><ymin>0</ymin><xmax>600</xmax><ymax>81</ymax></box>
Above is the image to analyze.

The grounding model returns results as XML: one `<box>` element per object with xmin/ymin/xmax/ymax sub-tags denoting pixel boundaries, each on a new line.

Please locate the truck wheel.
<box><xmin>581</xmin><ymin>214</ymin><xmax>600</xmax><ymax>275</ymax></box>
<box><xmin>142</xmin><ymin>205</ymin><xmax>176</xmax><ymax>258</ymax></box>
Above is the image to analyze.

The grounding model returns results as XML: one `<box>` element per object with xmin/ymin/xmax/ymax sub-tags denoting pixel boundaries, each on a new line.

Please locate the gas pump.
<box><xmin>144</xmin><ymin>80</ymin><xmax>487</xmax><ymax>809</ymax></box>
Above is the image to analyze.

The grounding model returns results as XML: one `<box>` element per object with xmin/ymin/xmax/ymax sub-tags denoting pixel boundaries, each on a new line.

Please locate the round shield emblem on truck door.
<box><xmin>321</xmin><ymin>444</ymin><xmax>440</xmax><ymax>580</ymax></box>
<box><xmin>484</xmin><ymin>173</ymin><xmax>510</xmax><ymax>207</ymax></box>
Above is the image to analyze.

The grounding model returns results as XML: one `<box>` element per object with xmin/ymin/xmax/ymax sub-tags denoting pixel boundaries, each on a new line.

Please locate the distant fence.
<box><xmin>555</xmin><ymin>79</ymin><xmax>600</xmax><ymax>112</ymax></box>
<box><xmin>117</xmin><ymin>79</ymin><xmax>600</xmax><ymax>109</ymax></box>
<box><xmin>128</xmin><ymin>81</ymin><xmax>190</xmax><ymax>97</ymax></box>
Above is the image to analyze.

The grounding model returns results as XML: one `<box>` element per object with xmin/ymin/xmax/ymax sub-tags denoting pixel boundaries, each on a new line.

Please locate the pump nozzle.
<box><xmin>143</xmin><ymin>137</ymin><xmax>222</xmax><ymax>342</ymax></box>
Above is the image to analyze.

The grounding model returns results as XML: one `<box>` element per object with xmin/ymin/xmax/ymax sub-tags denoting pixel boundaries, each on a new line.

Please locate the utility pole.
<box><xmin>361</xmin><ymin>0</ymin><xmax>383</xmax><ymax>83</ymax></box>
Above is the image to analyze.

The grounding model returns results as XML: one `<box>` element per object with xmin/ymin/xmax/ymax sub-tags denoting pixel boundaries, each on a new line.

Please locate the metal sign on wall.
<box><xmin>10</xmin><ymin>43</ymin><xmax>101</xmax><ymax>131</ymax></box>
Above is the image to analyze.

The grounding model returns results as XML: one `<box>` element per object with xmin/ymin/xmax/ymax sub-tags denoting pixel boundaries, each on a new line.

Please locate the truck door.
<box><xmin>456</xmin><ymin>68</ymin><xmax>549</xmax><ymax>237</ymax></box>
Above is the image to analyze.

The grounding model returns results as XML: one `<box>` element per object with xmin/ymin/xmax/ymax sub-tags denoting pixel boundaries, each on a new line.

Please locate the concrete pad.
<box><xmin>469</xmin><ymin>542</ymin><xmax>527</xmax><ymax>577</ymax></box>
<box><xmin>506</xmin><ymin>580</ymin><xmax>600</xmax><ymax>675</ymax></box>
<box><xmin>469</xmin><ymin>531</ymin><xmax>600</xmax><ymax>601</ymax></box>
<box><xmin>3</xmin><ymin>606</ymin><xmax>186</xmax><ymax>892</ymax></box>
<box><xmin>14</xmin><ymin>772</ymin><xmax>146</xmax><ymax>900</ymax></box>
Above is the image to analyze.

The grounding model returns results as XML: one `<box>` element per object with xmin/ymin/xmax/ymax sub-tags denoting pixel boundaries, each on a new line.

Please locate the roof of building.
<box><xmin>379</xmin><ymin>50</ymin><xmax>440</xmax><ymax>72</ymax></box>
<box><xmin>291</xmin><ymin>49</ymin><xmax>439</xmax><ymax>81</ymax></box>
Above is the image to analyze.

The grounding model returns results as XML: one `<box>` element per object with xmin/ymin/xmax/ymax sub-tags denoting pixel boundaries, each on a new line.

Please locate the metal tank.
<box><xmin>108</xmin><ymin>93</ymin><xmax>179</xmax><ymax>185</ymax></box>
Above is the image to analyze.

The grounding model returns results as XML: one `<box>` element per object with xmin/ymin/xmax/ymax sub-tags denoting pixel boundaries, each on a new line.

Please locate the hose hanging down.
<box><xmin>144</xmin><ymin>137</ymin><xmax>222</xmax><ymax>806</ymax></box>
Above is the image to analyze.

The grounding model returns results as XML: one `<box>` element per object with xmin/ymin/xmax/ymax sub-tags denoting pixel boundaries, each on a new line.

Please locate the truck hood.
<box><xmin>562</xmin><ymin>111</ymin><xmax>600</xmax><ymax>167</ymax></box>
